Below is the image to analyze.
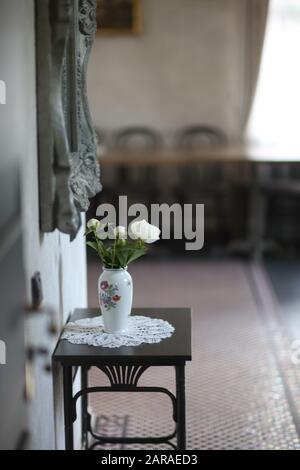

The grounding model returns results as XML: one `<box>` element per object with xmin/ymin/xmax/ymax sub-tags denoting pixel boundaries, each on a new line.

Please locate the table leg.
<box><xmin>63</xmin><ymin>365</ymin><xmax>74</xmax><ymax>450</ymax></box>
<box><xmin>176</xmin><ymin>364</ymin><xmax>186</xmax><ymax>450</ymax></box>
<box><xmin>81</xmin><ymin>366</ymin><xmax>88</xmax><ymax>449</ymax></box>
<box><xmin>247</xmin><ymin>163</ymin><xmax>264</xmax><ymax>259</ymax></box>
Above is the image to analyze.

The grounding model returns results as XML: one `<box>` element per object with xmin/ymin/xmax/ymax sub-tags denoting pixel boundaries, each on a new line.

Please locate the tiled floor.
<box><xmin>87</xmin><ymin>260</ymin><xmax>300</xmax><ymax>450</ymax></box>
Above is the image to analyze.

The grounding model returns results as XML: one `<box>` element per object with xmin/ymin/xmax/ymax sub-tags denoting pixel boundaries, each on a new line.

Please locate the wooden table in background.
<box><xmin>99</xmin><ymin>142</ymin><xmax>300</xmax><ymax>167</ymax></box>
<box><xmin>98</xmin><ymin>143</ymin><xmax>300</xmax><ymax>258</ymax></box>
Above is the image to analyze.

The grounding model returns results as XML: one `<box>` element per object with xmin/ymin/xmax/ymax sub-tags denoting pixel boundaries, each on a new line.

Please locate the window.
<box><xmin>247</xmin><ymin>0</ymin><xmax>300</xmax><ymax>150</ymax></box>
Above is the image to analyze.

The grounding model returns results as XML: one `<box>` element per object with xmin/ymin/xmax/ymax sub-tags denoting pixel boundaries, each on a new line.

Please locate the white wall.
<box><xmin>18</xmin><ymin>0</ymin><xmax>87</xmax><ymax>449</ymax></box>
<box><xmin>88</xmin><ymin>0</ymin><xmax>247</xmax><ymax>142</ymax></box>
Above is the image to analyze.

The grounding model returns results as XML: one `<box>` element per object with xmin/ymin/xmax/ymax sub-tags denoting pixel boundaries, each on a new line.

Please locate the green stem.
<box><xmin>112</xmin><ymin>237</ymin><xmax>117</xmax><ymax>269</ymax></box>
<box><xmin>93</xmin><ymin>229</ymin><xmax>106</xmax><ymax>265</ymax></box>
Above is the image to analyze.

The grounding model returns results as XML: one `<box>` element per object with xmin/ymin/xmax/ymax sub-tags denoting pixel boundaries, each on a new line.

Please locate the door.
<box><xmin>0</xmin><ymin>0</ymin><xmax>28</xmax><ymax>450</ymax></box>
<box><xmin>0</xmin><ymin>0</ymin><xmax>60</xmax><ymax>450</ymax></box>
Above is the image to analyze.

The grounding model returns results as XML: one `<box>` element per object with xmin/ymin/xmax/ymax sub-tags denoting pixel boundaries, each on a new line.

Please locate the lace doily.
<box><xmin>61</xmin><ymin>315</ymin><xmax>175</xmax><ymax>348</ymax></box>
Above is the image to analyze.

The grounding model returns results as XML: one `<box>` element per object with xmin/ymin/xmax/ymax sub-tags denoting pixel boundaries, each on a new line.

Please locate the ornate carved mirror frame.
<box><xmin>36</xmin><ymin>0</ymin><xmax>101</xmax><ymax>240</ymax></box>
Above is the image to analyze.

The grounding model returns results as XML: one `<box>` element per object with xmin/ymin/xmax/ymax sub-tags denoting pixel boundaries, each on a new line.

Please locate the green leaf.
<box><xmin>86</xmin><ymin>241</ymin><xmax>99</xmax><ymax>255</ymax></box>
<box><xmin>126</xmin><ymin>247</ymin><xmax>147</xmax><ymax>265</ymax></box>
<box><xmin>115</xmin><ymin>249</ymin><xmax>127</xmax><ymax>268</ymax></box>
<box><xmin>84</xmin><ymin>228</ymin><xmax>94</xmax><ymax>237</ymax></box>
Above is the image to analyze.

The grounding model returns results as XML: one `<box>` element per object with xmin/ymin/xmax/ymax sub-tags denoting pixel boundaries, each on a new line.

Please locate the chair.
<box><xmin>250</xmin><ymin>163</ymin><xmax>300</xmax><ymax>257</ymax></box>
<box><xmin>175</xmin><ymin>125</ymin><xmax>229</xmax><ymax>247</ymax></box>
<box><xmin>177</xmin><ymin>125</ymin><xmax>227</xmax><ymax>149</ymax></box>
<box><xmin>113</xmin><ymin>126</ymin><xmax>163</xmax><ymax>204</ymax></box>
<box><xmin>114</xmin><ymin>126</ymin><xmax>162</xmax><ymax>152</ymax></box>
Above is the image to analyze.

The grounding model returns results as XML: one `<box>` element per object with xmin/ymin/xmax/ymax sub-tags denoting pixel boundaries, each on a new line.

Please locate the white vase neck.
<box><xmin>103</xmin><ymin>267</ymin><xmax>128</xmax><ymax>272</ymax></box>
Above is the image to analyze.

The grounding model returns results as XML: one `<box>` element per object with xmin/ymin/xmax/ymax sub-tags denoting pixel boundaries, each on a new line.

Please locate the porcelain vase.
<box><xmin>98</xmin><ymin>268</ymin><xmax>133</xmax><ymax>334</ymax></box>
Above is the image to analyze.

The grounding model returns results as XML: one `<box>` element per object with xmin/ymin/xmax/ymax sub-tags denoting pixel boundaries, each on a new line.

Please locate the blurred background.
<box><xmin>88</xmin><ymin>0</ymin><xmax>300</xmax><ymax>259</ymax></box>
<box><xmin>85</xmin><ymin>0</ymin><xmax>300</xmax><ymax>449</ymax></box>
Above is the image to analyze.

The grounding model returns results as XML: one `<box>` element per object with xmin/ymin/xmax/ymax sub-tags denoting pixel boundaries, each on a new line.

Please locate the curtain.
<box><xmin>241</xmin><ymin>0</ymin><xmax>270</xmax><ymax>133</ymax></box>
<box><xmin>247</xmin><ymin>0</ymin><xmax>300</xmax><ymax>148</ymax></box>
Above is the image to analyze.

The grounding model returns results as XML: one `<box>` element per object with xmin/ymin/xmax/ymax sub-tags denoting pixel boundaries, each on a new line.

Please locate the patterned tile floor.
<box><xmin>87</xmin><ymin>260</ymin><xmax>300</xmax><ymax>450</ymax></box>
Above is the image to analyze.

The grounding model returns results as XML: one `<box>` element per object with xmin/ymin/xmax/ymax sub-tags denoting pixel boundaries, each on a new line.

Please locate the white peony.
<box><xmin>113</xmin><ymin>226</ymin><xmax>127</xmax><ymax>239</ymax></box>
<box><xmin>87</xmin><ymin>218</ymin><xmax>100</xmax><ymax>230</ymax></box>
<box><xmin>130</xmin><ymin>220</ymin><xmax>160</xmax><ymax>244</ymax></box>
<box><xmin>96</xmin><ymin>224</ymin><xmax>111</xmax><ymax>240</ymax></box>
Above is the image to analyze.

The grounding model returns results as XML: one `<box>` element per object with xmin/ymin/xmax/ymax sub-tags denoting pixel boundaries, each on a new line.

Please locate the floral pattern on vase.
<box><xmin>99</xmin><ymin>282</ymin><xmax>122</xmax><ymax>311</ymax></box>
<box><xmin>98</xmin><ymin>268</ymin><xmax>133</xmax><ymax>333</ymax></box>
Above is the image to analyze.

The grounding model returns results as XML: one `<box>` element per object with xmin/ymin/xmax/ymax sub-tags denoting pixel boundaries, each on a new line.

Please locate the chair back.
<box><xmin>177</xmin><ymin>125</ymin><xmax>227</xmax><ymax>150</ymax></box>
<box><xmin>114</xmin><ymin>126</ymin><xmax>162</xmax><ymax>152</ymax></box>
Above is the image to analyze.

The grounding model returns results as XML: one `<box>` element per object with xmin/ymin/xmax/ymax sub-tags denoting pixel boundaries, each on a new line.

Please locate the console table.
<box><xmin>53</xmin><ymin>308</ymin><xmax>192</xmax><ymax>450</ymax></box>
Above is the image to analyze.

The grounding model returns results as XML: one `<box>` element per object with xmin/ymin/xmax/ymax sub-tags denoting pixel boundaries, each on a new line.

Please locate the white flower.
<box><xmin>130</xmin><ymin>220</ymin><xmax>160</xmax><ymax>244</ymax></box>
<box><xmin>113</xmin><ymin>226</ymin><xmax>127</xmax><ymax>239</ymax></box>
<box><xmin>96</xmin><ymin>224</ymin><xmax>111</xmax><ymax>240</ymax></box>
<box><xmin>87</xmin><ymin>218</ymin><xmax>100</xmax><ymax>230</ymax></box>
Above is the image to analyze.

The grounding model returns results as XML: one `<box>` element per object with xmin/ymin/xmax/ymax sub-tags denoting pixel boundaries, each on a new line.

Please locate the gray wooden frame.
<box><xmin>36</xmin><ymin>0</ymin><xmax>101</xmax><ymax>240</ymax></box>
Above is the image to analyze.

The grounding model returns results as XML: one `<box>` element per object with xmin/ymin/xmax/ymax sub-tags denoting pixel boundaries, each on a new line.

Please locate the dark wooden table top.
<box><xmin>53</xmin><ymin>308</ymin><xmax>192</xmax><ymax>366</ymax></box>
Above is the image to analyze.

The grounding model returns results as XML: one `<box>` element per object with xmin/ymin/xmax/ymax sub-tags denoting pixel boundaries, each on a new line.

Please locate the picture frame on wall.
<box><xmin>96</xmin><ymin>0</ymin><xmax>142</xmax><ymax>36</ymax></box>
